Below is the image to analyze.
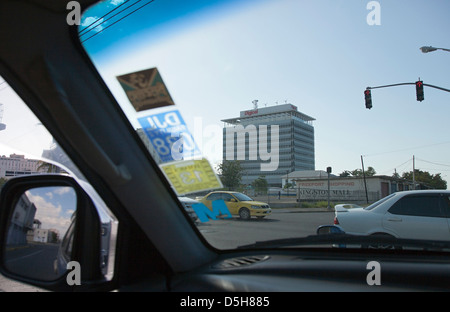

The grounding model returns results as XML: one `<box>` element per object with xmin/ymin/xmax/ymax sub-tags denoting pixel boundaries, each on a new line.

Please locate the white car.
<box><xmin>334</xmin><ymin>190</ymin><xmax>450</xmax><ymax>242</ymax></box>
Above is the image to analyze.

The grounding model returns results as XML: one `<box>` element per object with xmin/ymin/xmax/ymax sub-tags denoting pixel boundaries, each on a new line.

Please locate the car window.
<box><xmin>233</xmin><ymin>192</ymin><xmax>253</xmax><ymax>201</ymax></box>
<box><xmin>364</xmin><ymin>193</ymin><xmax>396</xmax><ymax>210</ymax></box>
<box><xmin>222</xmin><ymin>193</ymin><xmax>235</xmax><ymax>201</ymax></box>
<box><xmin>442</xmin><ymin>196</ymin><xmax>450</xmax><ymax>218</ymax></box>
<box><xmin>61</xmin><ymin>216</ymin><xmax>76</xmax><ymax>262</ymax></box>
<box><xmin>0</xmin><ymin>78</ymin><xmax>80</xmax><ymax>180</ymax></box>
<box><xmin>388</xmin><ymin>195</ymin><xmax>444</xmax><ymax>218</ymax></box>
<box><xmin>206</xmin><ymin>193</ymin><xmax>221</xmax><ymax>201</ymax></box>
<box><xmin>0</xmin><ymin>77</ymin><xmax>118</xmax><ymax>280</ymax></box>
<box><xmin>78</xmin><ymin>0</ymin><xmax>450</xmax><ymax>251</ymax></box>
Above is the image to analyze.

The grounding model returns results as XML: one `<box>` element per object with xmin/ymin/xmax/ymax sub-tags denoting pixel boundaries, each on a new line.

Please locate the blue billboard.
<box><xmin>138</xmin><ymin>110</ymin><xmax>201</xmax><ymax>163</ymax></box>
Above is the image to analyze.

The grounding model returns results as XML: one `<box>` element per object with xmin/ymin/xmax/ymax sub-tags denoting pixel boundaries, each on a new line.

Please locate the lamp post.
<box><xmin>420</xmin><ymin>46</ymin><xmax>450</xmax><ymax>53</ymax></box>
<box><xmin>326</xmin><ymin>167</ymin><xmax>332</xmax><ymax>210</ymax></box>
<box><xmin>286</xmin><ymin>170</ymin><xmax>289</xmax><ymax>197</ymax></box>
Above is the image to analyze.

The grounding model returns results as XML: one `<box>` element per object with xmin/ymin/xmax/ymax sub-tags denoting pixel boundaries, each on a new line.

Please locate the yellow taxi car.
<box><xmin>197</xmin><ymin>191</ymin><xmax>272</xmax><ymax>220</ymax></box>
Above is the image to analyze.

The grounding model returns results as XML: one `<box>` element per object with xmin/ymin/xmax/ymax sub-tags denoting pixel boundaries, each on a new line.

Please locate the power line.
<box><xmin>419</xmin><ymin>167</ymin><xmax>450</xmax><ymax>172</ymax></box>
<box><xmin>364</xmin><ymin>141</ymin><xmax>450</xmax><ymax>158</ymax></box>
<box><xmin>379</xmin><ymin>158</ymin><xmax>412</xmax><ymax>175</ymax></box>
<box><xmin>80</xmin><ymin>0</ymin><xmax>151</xmax><ymax>42</ymax></box>
<box><xmin>416</xmin><ymin>158</ymin><xmax>450</xmax><ymax>168</ymax></box>
<box><xmin>78</xmin><ymin>0</ymin><xmax>133</xmax><ymax>36</ymax></box>
<box><xmin>80</xmin><ymin>0</ymin><xmax>155</xmax><ymax>43</ymax></box>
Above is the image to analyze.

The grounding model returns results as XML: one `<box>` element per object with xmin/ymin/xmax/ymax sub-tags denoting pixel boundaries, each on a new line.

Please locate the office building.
<box><xmin>222</xmin><ymin>103</ymin><xmax>315</xmax><ymax>187</ymax></box>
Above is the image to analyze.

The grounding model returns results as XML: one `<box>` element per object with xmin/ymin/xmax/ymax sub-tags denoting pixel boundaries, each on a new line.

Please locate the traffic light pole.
<box><xmin>365</xmin><ymin>81</ymin><xmax>450</xmax><ymax>109</ymax></box>
<box><xmin>366</xmin><ymin>82</ymin><xmax>450</xmax><ymax>93</ymax></box>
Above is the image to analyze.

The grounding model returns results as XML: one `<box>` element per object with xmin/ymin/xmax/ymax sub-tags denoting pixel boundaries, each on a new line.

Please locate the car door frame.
<box><xmin>0</xmin><ymin>0</ymin><xmax>218</xmax><ymax>286</ymax></box>
<box><xmin>221</xmin><ymin>193</ymin><xmax>240</xmax><ymax>215</ymax></box>
<box><xmin>382</xmin><ymin>193</ymin><xmax>450</xmax><ymax>241</ymax></box>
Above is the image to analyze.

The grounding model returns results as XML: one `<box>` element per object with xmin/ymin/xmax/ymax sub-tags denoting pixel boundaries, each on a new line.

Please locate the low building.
<box><xmin>7</xmin><ymin>192</ymin><xmax>36</xmax><ymax>245</ymax></box>
<box><xmin>280</xmin><ymin>170</ymin><xmax>422</xmax><ymax>204</ymax></box>
<box><xmin>0</xmin><ymin>154</ymin><xmax>41</xmax><ymax>179</ymax></box>
<box><xmin>34</xmin><ymin>228</ymin><xmax>50</xmax><ymax>243</ymax></box>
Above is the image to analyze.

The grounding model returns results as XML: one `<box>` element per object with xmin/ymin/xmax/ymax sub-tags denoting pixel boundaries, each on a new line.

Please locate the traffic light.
<box><xmin>364</xmin><ymin>89</ymin><xmax>372</xmax><ymax>109</ymax></box>
<box><xmin>416</xmin><ymin>80</ymin><xmax>424</xmax><ymax>102</ymax></box>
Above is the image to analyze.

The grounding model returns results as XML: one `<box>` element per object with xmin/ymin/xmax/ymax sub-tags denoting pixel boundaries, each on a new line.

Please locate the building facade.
<box><xmin>222</xmin><ymin>103</ymin><xmax>315</xmax><ymax>187</ymax></box>
<box><xmin>0</xmin><ymin>154</ymin><xmax>41</xmax><ymax>179</ymax></box>
<box><xmin>7</xmin><ymin>190</ymin><xmax>36</xmax><ymax>245</ymax></box>
<box><xmin>280</xmin><ymin>170</ymin><xmax>424</xmax><ymax>204</ymax></box>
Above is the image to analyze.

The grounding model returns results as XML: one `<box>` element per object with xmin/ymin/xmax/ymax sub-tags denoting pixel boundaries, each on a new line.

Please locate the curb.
<box><xmin>273</xmin><ymin>208</ymin><xmax>334</xmax><ymax>213</ymax></box>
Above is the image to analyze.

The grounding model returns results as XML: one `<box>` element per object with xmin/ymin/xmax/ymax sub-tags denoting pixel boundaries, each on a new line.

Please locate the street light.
<box><xmin>420</xmin><ymin>46</ymin><xmax>450</xmax><ymax>53</ymax></box>
<box><xmin>326</xmin><ymin>167</ymin><xmax>332</xmax><ymax>210</ymax></box>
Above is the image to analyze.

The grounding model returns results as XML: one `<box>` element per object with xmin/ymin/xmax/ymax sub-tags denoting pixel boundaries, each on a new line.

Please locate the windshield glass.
<box><xmin>79</xmin><ymin>0</ymin><xmax>450</xmax><ymax>251</ymax></box>
<box><xmin>233</xmin><ymin>192</ymin><xmax>253</xmax><ymax>201</ymax></box>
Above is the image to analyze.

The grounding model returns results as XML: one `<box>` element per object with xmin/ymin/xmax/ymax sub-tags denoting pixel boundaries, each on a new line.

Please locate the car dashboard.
<box><xmin>121</xmin><ymin>249</ymin><xmax>450</xmax><ymax>292</ymax></box>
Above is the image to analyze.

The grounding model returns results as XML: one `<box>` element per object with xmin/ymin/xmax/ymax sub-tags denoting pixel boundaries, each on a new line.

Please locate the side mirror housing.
<box><xmin>0</xmin><ymin>174</ymin><xmax>113</xmax><ymax>291</ymax></box>
<box><xmin>316</xmin><ymin>225</ymin><xmax>345</xmax><ymax>235</ymax></box>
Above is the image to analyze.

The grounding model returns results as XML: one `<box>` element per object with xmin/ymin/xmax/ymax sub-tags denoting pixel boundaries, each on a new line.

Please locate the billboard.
<box><xmin>138</xmin><ymin>110</ymin><xmax>201</xmax><ymax>163</ymax></box>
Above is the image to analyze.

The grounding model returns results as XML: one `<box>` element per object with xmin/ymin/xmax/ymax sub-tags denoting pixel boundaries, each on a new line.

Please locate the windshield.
<box><xmin>233</xmin><ymin>192</ymin><xmax>253</xmax><ymax>201</ymax></box>
<box><xmin>79</xmin><ymin>0</ymin><xmax>450</xmax><ymax>251</ymax></box>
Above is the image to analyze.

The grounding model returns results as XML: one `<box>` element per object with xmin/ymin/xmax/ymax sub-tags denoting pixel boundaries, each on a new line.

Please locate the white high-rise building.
<box><xmin>222</xmin><ymin>103</ymin><xmax>315</xmax><ymax>187</ymax></box>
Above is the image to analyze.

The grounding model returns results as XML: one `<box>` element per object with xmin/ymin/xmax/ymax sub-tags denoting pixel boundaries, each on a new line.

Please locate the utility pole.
<box><xmin>326</xmin><ymin>167</ymin><xmax>332</xmax><ymax>209</ymax></box>
<box><xmin>413</xmin><ymin>155</ymin><xmax>415</xmax><ymax>190</ymax></box>
<box><xmin>361</xmin><ymin>155</ymin><xmax>369</xmax><ymax>204</ymax></box>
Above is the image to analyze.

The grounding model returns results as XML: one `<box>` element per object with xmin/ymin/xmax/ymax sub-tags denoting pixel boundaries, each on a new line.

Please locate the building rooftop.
<box><xmin>281</xmin><ymin>170</ymin><xmax>336</xmax><ymax>180</ymax></box>
<box><xmin>221</xmin><ymin>103</ymin><xmax>315</xmax><ymax>125</ymax></box>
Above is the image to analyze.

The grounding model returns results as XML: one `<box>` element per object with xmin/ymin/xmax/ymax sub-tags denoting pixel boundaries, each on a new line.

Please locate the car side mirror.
<box><xmin>316</xmin><ymin>225</ymin><xmax>345</xmax><ymax>235</ymax></box>
<box><xmin>230</xmin><ymin>198</ymin><xmax>237</xmax><ymax>202</ymax></box>
<box><xmin>0</xmin><ymin>174</ymin><xmax>113</xmax><ymax>291</ymax></box>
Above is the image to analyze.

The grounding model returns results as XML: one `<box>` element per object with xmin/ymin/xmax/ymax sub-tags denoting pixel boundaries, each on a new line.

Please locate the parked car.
<box><xmin>334</xmin><ymin>203</ymin><xmax>363</xmax><ymax>211</ymax></box>
<box><xmin>197</xmin><ymin>191</ymin><xmax>271</xmax><ymax>220</ymax></box>
<box><xmin>334</xmin><ymin>190</ymin><xmax>450</xmax><ymax>242</ymax></box>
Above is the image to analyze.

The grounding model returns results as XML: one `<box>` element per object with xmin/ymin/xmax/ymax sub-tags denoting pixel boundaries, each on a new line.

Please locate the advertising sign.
<box><xmin>138</xmin><ymin>110</ymin><xmax>201</xmax><ymax>163</ymax></box>
<box><xmin>159</xmin><ymin>158</ymin><xmax>222</xmax><ymax>195</ymax></box>
<box><xmin>117</xmin><ymin>67</ymin><xmax>174</xmax><ymax>111</ymax></box>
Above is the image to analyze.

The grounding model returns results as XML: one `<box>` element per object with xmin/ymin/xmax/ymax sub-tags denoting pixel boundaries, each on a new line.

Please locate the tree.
<box><xmin>284</xmin><ymin>182</ymin><xmax>294</xmax><ymax>189</ymax></box>
<box><xmin>365</xmin><ymin>167</ymin><xmax>377</xmax><ymax>176</ymax></box>
<box><xmin>217</xmin><ymin>160</ymin><xmax>242</xmax><ymax>190</ymax></box>
<box><xmin>401</xmin><ymin>169</ymin><xmax>447</xmax><ymax>189</ymax></box>
<box><xmin>0</xmin><ymin>177</ymin><xmax>7</xmax><ymax>189</ymax></box>
<box><xmin>252</xmin><ymin>175</ymin><xmax>268</xmax><ymax>195</ymax></box>
<box><xmin>340</xmin><ymin>167</ymin><xmax>376</xmax><ymax>177</ymax></box>
<box><xmin>37</xmin><ymin>160</ymin><xmax>65</xmax><ymax>173</ymax></box>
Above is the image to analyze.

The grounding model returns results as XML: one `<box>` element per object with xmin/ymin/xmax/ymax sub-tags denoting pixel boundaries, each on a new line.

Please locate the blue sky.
<box><xmin>26</xmin><ymin>186</ymin><xmax>76</xmax><ymax>234</ymax></box>
<box><xmin>81</xmin><ymin>0</ymin><xmax>450</xmax><ymax>182</ymax></box>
